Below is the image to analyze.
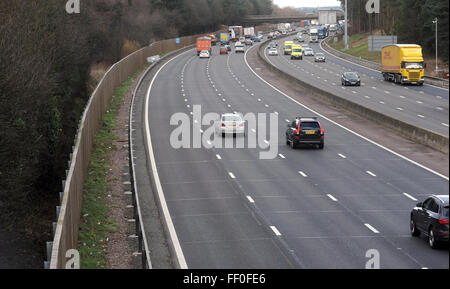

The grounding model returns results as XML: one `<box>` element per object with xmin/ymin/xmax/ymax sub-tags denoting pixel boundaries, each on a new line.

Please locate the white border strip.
<box><xmin>245</xmin><ymin>44</ymin><xmax>449</xmax><ymax>181</ymax></box>
<box><xmin>130</xmin><ymin>64</ymin><xmax>155</xmax><ymax>269</ymax></box>
<box><xmin>144</xmin><ymin>50</ymin><xmax>191</xmax><ymax>269</ymax></box>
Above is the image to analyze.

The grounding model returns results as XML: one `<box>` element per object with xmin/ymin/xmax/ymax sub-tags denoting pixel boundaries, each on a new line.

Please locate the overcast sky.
<box><xmin>273</xmin><ymin>0</ymin><xmax>341</xmax><ymax>8</ymax></box>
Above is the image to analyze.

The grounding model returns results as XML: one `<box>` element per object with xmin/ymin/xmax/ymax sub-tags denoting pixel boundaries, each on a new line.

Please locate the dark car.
<box><xmin>286</xmin><ymin>117</ymin><xmax>325</xmax><ymax>149</ymax></box>
<box><xmin>411</xmin><ymin>195</ymin><xmax>449</xmax><ymax>249</ymax></box>
<box><xmin>341</xmin><ymin>72</ymin><xmax>361</xmax><ymax>86</ymax></box>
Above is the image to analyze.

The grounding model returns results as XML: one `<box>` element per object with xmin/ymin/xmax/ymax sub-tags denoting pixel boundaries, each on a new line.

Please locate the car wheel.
<box><xmin>318</xmin><ymin>143</ymin><xmax>324</xmax><ymax>150</ymax></box>
<box><xmin>286</xmin><ymin>138</ymin><xmax>290</xmax><ymax>146</ymax></box>
<box><xmin>410</xmin><ymin>219</ymin><xmax>420</xmax><ymax>237</ymax></box>
<box><xmin>290</xmin><ymin>140</ymin><xmax>296</xmax><ymax>149</ymax></box>
<box><xmin>428</xmin><ymin>227</ymin><xmax>439</xmax><ymax>249</ymax></box>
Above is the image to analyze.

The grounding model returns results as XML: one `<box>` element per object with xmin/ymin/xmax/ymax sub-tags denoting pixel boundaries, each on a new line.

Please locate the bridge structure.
<box><xmin>243</xmin><ymin>11</ymin><xmax>344</xmax><ymax>26</ymax></box>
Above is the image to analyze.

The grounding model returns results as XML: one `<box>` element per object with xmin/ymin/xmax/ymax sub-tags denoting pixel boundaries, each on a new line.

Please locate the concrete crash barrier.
<box><xmin>47</xmin><ymin>33</ymin><xmax>212</xmax><ymax>269</ymax></box>
<box><xmin>257</xmin><ymin>40</ymin><xmax>449</xmax><ymax>155</ymax></box>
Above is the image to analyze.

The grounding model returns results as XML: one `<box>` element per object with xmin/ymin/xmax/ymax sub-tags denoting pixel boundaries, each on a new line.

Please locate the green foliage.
<box><xmin>77</xmin><ymin>70</ymin><xmax>140</xmax><ymax>269</ymax></box>
<box><xmin>338</xmin><ymin>0</ymin><xmax>448</xmax><ymax>62</ymax></box>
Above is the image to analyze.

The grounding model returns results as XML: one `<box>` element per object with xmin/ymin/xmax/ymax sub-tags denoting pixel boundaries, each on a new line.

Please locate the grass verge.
<box><xmin>77</xmin><ymin>65</ymin><xmax>148</xmax><ymax>269</ymax></box>
<box><xmin>329</xmin><ymin>31</ymin><xmax>381</xmax><ymax>63</ymax></box>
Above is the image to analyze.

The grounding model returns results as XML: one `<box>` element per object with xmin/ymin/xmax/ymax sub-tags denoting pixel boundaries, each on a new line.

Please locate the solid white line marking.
<box><xmin>270</xmin><ymin>226</ymin><xmax>282</xmax><ymax>236</ymax></box>
<box><xmin>366</xmin><ymin>171</ymin><xmax>377</xmax><ymax>177</ymax></box>
<box><xmin>228</xmin><ymin>172</ymin><xmax>236</xmax><ymax>179</ymax></box>
<box><xmin>247</xmin><ymin>196</ymin><xmax>255</xmax><ymax>203</ymax></box>
<box><xmin>144</xmin><ymin>50</ymin><xmax>188</xmax><ymax>269</ymax></box>
<box><xmin>299</xmin><ymin>171</ymin><xmax>308</xmax><ymax>177</ymax></box>
<box><xmin>327</xmin><ymin>194</ymin><xmax>338</xmax><ymax>202</ymax></box>
<box><xmin>245</xmin><ymin>45</ymin><xmax>449</xmax><ymax>181</ymax></box>
<box><xmin>403</xmin><ymin>193</ymin><xmax>418</xmax><ymax>201</ymax></box>
<box><xmin>442</xmin><ymin>123</ymin><xmax>449</xmax><ymax>127</ymax></box>
<box><xmin>365</xmin><ymin>224</ymin><xmax>380</xmax><ymax>234</ymax></box>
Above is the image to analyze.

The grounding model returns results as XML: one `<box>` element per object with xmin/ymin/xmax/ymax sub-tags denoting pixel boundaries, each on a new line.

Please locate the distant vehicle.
<box><xmin>286</xmin><ymin>117</ymin><xmax>325</xmax><ymax>149</ymax></box>
<box><xmin>253</xmin><ymin>37</ymin><xmax>261</xmax><ymax>43</ymax></box>
<box><xmin>318</xmin><ymin>26</ymin><xmax>327</xmax><ymax>39</ymax></box>
<box><xmin>314</xmin><ymin>52</ymin><xmax>326</xmax><ymax>62</ymax></box>
<box><xmin>310</xmin><ymin>28</ymin><xmax>319</xmax><ymax>43</ymax></box>
<box><xmin>303</xmin><ymin>48</ymin><xmax>314</xmax><ymax>56</ymax></box>
<box><xmin>410</xmin><ymin>195</ymin><xmax>449</xmax><ymax>249</ymax></box>
<box><xmin>329</xmin><ymin>24</ymin><xmax>337</xmax><ymax>32</ymax></box>
<box><xmin>268</xmin><ymin>47</ymin><xmax>278</xmax><ymax>56</ymax></box>
<box><xmin>216</xmin><ymin>113</ymin><xmax>245</xmax><ymax>136</ymax></box>
<box><xmin>220</xmin><ymin>32</ymin><xmax>229</xmax><ymax>45</ymax></box>
<box><xmin>225</xmin><ymin>44</ymin><xmax>231</xmax><ymax>51</ymax></box>
<box><xmin>220</xmin><ymin>47</ymin><xmax>228</xmax><ymax>55</ymax></box>
<box><xmin>209</xmin><ymin>34</ymin><xmax>218</xmax><ymax>46</ymax></box>
<box><xmin>268</xmin><ymin>32</ymin><xmax>274</xmax><ymax>39</ymax></box>
<box><xmin>229</xmin><ymin>26</ymin><xmax>243</xmax><ymax>42</ymax></box>
<box><xmin>196</xmin><ymin>37</ymin><xmax>211</xmax><ymax>56</ymax></box>
<box><xmin>245</xmin><ymin>38</ymin><xmax>253</xmax><ymax>46</ymax></box>
<box><xmin>284</xmin><ymin>41</ymin><xmax>294</xmax><ymax>55</ymax></box>
<box><xmin>341</xmin><ymin>72</ymin><xmax>361</xmax><ymax>86</ymax></box>
<box><xmin>270</xmin><ymin>40</ymin><xmax>278</xmax><ymax>47</ymax></box>
<box><xmin>244</xmin><ymin>27</ymin><xmax>255</xmax><ymax>38</ymax></box>
<box><xmin>239</xmin><ymin>36</ymin><xmax>246</xmax><ymax>43</ymax></box>
<box><xmin>281</xmin><ymin>30</ymin><xmax>287</xmax><ymax>35</ymax></box>
<box><xmin>381</xmin><ymin>44</ymin><xmax>425</xmax><ymax>85</ymax></box>
<box><xmin>296</xmin><ymin>34</ymin><xmax>304</xmax><ymax>42</ymax></box>
<box><xmin>199</xmin><ymin>50</ymin><xmax>210</xmax><ymax>58</ymax></box>
<box><xmin>235</xmin><ymin>42</ymin><xmax>245</xmax><ymax>53</ymax></box>
<box><xmin>290</xmin><ymin>45</ymin><xmax>303</xmax><ymax>60</ymax></box>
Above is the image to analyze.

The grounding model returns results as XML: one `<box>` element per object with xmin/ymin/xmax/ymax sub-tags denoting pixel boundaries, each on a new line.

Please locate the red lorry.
<box><xmin>196</xmin><ymin>37</ymin><xmax>211</xmax><ymax>56</ymax></box>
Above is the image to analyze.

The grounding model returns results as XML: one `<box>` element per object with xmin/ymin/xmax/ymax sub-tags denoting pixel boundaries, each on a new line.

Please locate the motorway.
<box><xmin>265</xmin><ymin>33</ymin><xmax>449</xmax><ymax>136</ymax></box>
<box><xmin>136</xmin><ymin>40</ymin><xmax>449</xmax><ymax>269</ymax></box>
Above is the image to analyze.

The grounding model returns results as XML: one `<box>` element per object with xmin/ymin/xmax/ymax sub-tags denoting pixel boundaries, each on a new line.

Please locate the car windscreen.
<box><xmin>316</xmin><ymin>53</ymin><xmax>324</xmax><ymax>57</ymax></box>
<box><xmin>300</xmin><ymin>122</ymin><xmax>320</xmax><ymax>130</ymax></box>
<box><xmin>293</xmin><ymin>49</ymin><xmax>302</xmax><ymax>52</ymax></box>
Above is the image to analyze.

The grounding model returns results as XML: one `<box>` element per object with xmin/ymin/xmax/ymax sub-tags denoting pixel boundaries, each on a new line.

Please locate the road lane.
<box><xmin>139</xmin><ymin>43</ymin><xmax>449</xmax><ymax>269</ymax></box>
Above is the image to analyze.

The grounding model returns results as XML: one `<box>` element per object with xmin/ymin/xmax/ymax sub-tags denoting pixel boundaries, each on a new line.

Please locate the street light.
<box><xmin>432</xmin><ymin>17</ymin><xmax>438</xmax><ymax>76</ymax></box>
<box><xmin>344</xmin><ymin>0</ymin><xmax>348</xmax><ymax>50</ymax></box>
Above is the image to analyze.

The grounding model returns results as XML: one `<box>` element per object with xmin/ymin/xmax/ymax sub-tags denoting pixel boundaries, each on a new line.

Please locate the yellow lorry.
<box><xmin>381</xmin><ymin>44</ymin><xmax>425</xmax><ymax>86</ymax></box>
<box><xmin>284</xmin><ymin>41</ymin><xmax>294</xmax><ymax>55</ymax></box>
<box><xmin>290</xmin><ymin>45</ymin><xmax>303</xmax><ymax>60</ymax></box>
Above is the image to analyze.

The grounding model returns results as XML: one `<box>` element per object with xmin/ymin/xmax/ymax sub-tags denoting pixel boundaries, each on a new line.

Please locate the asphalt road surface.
<box><xmin>136</xmin><ymin>41</ymin><xmax>449</xmax><ymax>269</ymax></box>
<box><xmin>265</xmin><ymin>34</ymin><xmax>449</xmax><ymax>136</ymax></box>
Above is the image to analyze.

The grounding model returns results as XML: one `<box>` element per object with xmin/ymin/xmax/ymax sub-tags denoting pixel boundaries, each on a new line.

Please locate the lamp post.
<box><xmin>432</xmin><ymin>17</ymin><xmax>438</xmax><ymax>76</ymax></box>
<box><xmin>344</xmin><ymin>0</ymin><xmax>348</xmax><ymax>50</ymax></box>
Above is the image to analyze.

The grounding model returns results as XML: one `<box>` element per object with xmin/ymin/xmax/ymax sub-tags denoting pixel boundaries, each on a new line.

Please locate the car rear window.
<box><xmin>223</xmin><ymin>116</ymin><xmax>242</xmax><ymax>122</ymax></box>
<box><xmin>443</xmin><ymin>206</ymin><xmax>449</xmax><ymax>218</ymax></box>
<box><xmin>300</xmin><ymin>122</ymin><xmax>320</xmax><ymax>130</ymax></box>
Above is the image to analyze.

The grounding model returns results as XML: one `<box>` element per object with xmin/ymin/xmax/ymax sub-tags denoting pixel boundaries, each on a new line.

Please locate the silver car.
<box><xmin>268</xmin><ymin>47</ymin><xmax>278</xmax><ymax>56</ymax></box>
<box><xmin>314</xmin><ymin>52</ymin><xmax>326</xmax><ymax>62</ymax></box>
<box><xmin>304</xmin><ymin>48</ymin><xmax>314</xmax><ymax>56</ymax></box>
<box><xmin>216</xmin><ymin>114</ymin><xmax>245</xmax><ymax>136</ymax></box>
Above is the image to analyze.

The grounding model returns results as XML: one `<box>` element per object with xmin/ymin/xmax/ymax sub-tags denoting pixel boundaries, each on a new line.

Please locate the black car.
<box><xmin>410</xmin><ymin>195</ymin><xmax>449</xmax><ymax>249</ymax></box>
<box><xmin>286</xmin><ymin>117</ymin><xmax>325</xmax><ymax>149</ymax></box>
<box><xmin>341</xmin><ymin>72</ymin><xmax>361</xmax><ymax>86</ymax></box>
